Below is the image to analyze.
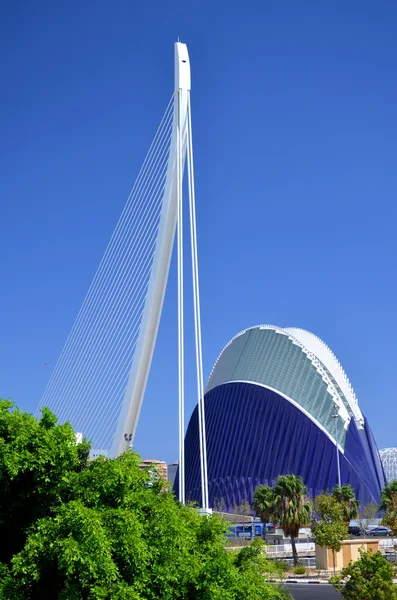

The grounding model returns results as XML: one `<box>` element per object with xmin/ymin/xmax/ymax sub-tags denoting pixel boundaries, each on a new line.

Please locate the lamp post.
<box><xmin>332</xmin><ymin>413</ymin><xmax>342</xmax><ymax>487</ymax></box>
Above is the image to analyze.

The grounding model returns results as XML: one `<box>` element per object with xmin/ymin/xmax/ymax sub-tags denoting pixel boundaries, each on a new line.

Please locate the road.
<box><xmin>284</xmin><ymin>584</ymin><xmax>341</xmax><ymax>599</ymax></box>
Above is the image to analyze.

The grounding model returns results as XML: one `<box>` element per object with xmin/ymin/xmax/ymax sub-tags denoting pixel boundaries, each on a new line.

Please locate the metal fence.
<box><xmin>265</xmin><ymin>542</ymin><xmax>315</xmax><ymax>556</ymax></box>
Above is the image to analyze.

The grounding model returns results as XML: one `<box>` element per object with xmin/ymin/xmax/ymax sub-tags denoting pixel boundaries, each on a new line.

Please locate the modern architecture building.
<box><xmin>167</xmin><ymin>462</ymin><xmax>179</xmax><ymax>487</ymax></box>
<box><xmin>139</xmin><ymin>459</ymin><xmax>168</xmax><ymax>481</ymax></box>
<box><xmin>379</xmin><ymin>448</ymin><xmax>397</xmax><ymax>483</ymax></box>
<box><xmin>179</xmin><ymin>325</ymin><xmax>385</xmax><ymax>509</ymax></box>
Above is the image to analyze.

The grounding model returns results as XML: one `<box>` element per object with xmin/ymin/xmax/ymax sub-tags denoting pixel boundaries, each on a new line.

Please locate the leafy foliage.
<box><xmin>358</xmin><ymin>501</ymin><xmax>378</xmax><ymax>531</ymax></box>
<box><xmin>330</xmin><ymin>549</ymin><xmax>397</xmax><ymax>600</ymax></box>
<box><xmin>253</xmin><ymin>485</ymin><xmax>275</xmax><ymax>526</ymax></box>
<box><xmin>0</xmin><ymin>399</ymin><xmax>90</xmax><ymax>565</ymax></box>
<box><xmin>0</xmin><ymin>400</ymin><xmax>290</xmax><ymax>600</ymax></box>
<box><xmin>311</xmin><ymin>493</ymin><xmax>348</xmax><ymax>573</ymax></box>
<box><xmin>227</xmin><ymin>499</ymin><xmax>253</xmax><ymax>539</ymax></box>
<box><xmin>331</xmin><ymin>485</ymin><xmax>359</xmax><ymax>525</ymax></box>
<box><xmin>254</xmin><ymin>475</ymin><xmax>310</xmax><ymax>566</ymax></box>
<box><xmin>274</xmin><ymin>561</ymin><xmax>289</xmax><ymax>577</ymax></box>
<box><xmin>379</xmin><ymin>480</ymin><xmax>397</xmax><ymax>536</ymax></box>
<box><xmin>234</xmin><ymin>539</ymin><xmax>281</xmax><ymax>577</ymax></box>
<box><xmin>272</xmin><ymin>475</ymin><xmax>310</xmax><ymax>540</ymax></box>
<box><xmin>212</xmin><ymin>497</ymin><xmax>226</xmax><ymax>513</ymax></box>
<box><xmin>236</xmin><ymin>499</ymin><xmax>251</xmax><ymax>517</ymax></box>
<box><xmin>232</xmin><ymin>540</ymin><xmax>292</xmax><ymax>600</ymax></box>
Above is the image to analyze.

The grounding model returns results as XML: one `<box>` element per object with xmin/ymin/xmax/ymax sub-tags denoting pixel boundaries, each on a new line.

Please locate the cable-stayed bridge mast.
<box><xmin>37</xmin><ymin>43</ymin><xmax>209</xmax><ymax>510</ymax></box>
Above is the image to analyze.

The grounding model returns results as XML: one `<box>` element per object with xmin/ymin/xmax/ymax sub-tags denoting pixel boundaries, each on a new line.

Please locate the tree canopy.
<box><xmin>358</xmin><ymin>501</ymin><xmax>378</xmax><ymax>531</ymax></box>
<box><xmin>330</xmin><ymin>549</ymin><xmax>397</xmax><ymax>600</ymax></box>
<box><xmin>253</xmin><ymin>485</ymin><xmax>274</xmax><ymax>527</ymax></box>
<box><xmin>330</xmin><ymin>485</ymin><xmax>359</xmax><ymax>525</ymax></box>
<box><xmin>0</xmin><ymin>399</ymin><xmax>90</xmax><ymax>565</ymax></box>
<box><xmin>311</xmin><ymin>493</ymin><xmax>348</xmax><ymax>574</ymax></box>
<box><xmin>0</xmin><ymin>400</ymin><xmax>290</xmax><ymax>599</ymax></box>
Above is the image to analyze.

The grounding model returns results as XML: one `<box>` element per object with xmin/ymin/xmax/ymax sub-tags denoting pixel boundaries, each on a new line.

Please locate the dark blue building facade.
<box><xmin>176</xmin><ymin>326</ymin><xmax>385</xmax><ymax>509</ymax></box>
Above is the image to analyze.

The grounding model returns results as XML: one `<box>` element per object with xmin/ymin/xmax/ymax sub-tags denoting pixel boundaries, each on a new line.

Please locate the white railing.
<box><xmin>265</xmin><ymin>543</ymin><xmax>315</xmax><ymax>555</ymax></box>
<box><xmin>379</xmin><ymin>538</ymin><xmax>397</xmax><ymax>551</ymax></box>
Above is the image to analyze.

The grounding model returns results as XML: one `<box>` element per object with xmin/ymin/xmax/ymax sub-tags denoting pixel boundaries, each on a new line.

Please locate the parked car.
<box><xmin>365</xmin><ymin>526</ymin><xmax>391</xmax><ymax>537</ymax></box>
<box><xmin>348</xmin><ymin>525</ymin><xmax>362</xmax><ymax>536</ymax></box>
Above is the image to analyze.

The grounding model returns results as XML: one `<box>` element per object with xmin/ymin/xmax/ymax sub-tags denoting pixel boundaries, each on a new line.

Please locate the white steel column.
<box><xmin>333</xmin><ymin>412</ymin><xmax>342</xmax><ymax>487</ymax></box>
<box><xmin>186</xmin><ymin>92</ymin><xmax>209</xmax><ymax>511</ymax></box>
<box><xmin>110</xmin><ymin>42</ymin><xmax>209</xmax><ymax>512</ymax></box>
<box><xmin>177</xmin><ymin>89</ymin><xmax>185</xmax><ymax>504</ymax></box>
<box><xmin>110</xmin><ymin>43</ymin><xmax>190</xmax><ymax>458</ymax></box>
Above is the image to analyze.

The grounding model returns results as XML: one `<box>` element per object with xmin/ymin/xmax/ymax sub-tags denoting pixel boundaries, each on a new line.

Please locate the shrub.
<box><xmin>330</xmin><ymin>549</ymin><xmax>397</xmax><ymax>600</ymax></box>
<box><xmin>293</xmin><ymin>566</ymin><xmax>306</xmax><ymax>575</ymax></box>
<box><xmin>276</xmin><ymin>561</ymin><xmax>290</xmax><ymax>574</ymax></box>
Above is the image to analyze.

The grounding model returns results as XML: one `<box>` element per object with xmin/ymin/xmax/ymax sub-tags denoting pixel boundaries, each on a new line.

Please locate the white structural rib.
<box><xmin>110</xmin><ymin>43</ymin><xmax>191</xmax><ymax>458</ymax></box>
<box><xmin>176</xmin><ymin>82</ymin><xmax>185</xmax><ymax>504</ymax></box>
<box><xmin>284</xmin><ymin>327</ymin><xmax>363</xmax><ymax>425</ymax></box>
<box><xmin>206</xmin><ymin>324</ymin><xmax>364</xmax><ymax>433</ymax></box>
<box><xmin>186</xmin><ymin>91</ymin><xmax>209</xmax><ymax>511</ymax></box>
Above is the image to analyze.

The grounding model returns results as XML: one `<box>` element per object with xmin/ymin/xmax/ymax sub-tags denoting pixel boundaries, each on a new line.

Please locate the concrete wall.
<box><xmin>315</xmin><ymin>539</ymin><xmax>379</xmax><ymax>571</ymax></box>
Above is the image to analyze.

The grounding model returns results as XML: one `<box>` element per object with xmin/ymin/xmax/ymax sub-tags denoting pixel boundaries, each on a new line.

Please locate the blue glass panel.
<box><xmin>177</xmin><ymin>382</ymin><xmax>384</xmax><ymax>510</ymax></box>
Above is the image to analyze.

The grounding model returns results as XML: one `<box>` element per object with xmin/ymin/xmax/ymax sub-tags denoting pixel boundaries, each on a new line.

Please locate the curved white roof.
<box><xmin>284</xmin><ymin>328</ymin><xmax>362</xmax><ymax>423</ymax></box>
<box><xmin>206</xmin><ymin>325</ymin><xmax>364</xmax><ymax>435</ymax></box>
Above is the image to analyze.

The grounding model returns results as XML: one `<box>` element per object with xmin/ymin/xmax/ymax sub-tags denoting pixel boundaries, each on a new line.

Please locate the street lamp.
<box><xmin>332</xmin><ymin>413</ymin><xmax>341</xmax><ymax>487</ymax></box>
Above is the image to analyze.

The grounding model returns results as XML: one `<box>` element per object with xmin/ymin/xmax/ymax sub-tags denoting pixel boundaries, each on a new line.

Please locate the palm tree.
<box><xmin>331</xmin><ymin>484</ymin><xmax>359</xmax><ymax>525</ymax></box>
<box><xmin>253</xmin><ymin>484</ymin><xmax>274</xmax><ymax>527</ymax></box>
<box><xmin>379</xmin><ymin>480</ymin><xmax>397</xmax><ymax>536</ymax></box>
<box><xmin>254</xmin><ymin>475</ymin><xmax>310</xmax><ymax>566</ymax></box>
<box><xmin>379</xmin><ymin>480</ymin><xmax>397</xmax><ymax>512</ymax></box>
<box><xmin>273</xmin><ymin>475</ymin><xmax>310</xmax><ymax>566</ymax></box>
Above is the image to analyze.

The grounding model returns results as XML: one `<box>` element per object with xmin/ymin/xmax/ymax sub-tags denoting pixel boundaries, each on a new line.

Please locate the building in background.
<box><xmin>178</xmin><ymin>325</ymin><xmax>385</xmax><ymax>509</ymax></box>
<box><xmin>167</xmin><ymin>462</ymin><xmax>178</xmax><ymax>487</ymax></box>
<box><xmin>379</xmin><ymin>448</ymin><xmax>397</xmax><ymax>483</ymax></box>
<box><xmin>140</xmin><ymin>459</ymin><xmax>168</xmax><ymax>481</ymax></box>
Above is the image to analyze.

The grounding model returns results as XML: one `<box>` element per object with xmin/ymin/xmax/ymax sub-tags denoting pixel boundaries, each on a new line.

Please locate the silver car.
<box><xmin>365</xmin><ymin>526</ymin><xmax>391</xmax><ymax>537</ymax></box>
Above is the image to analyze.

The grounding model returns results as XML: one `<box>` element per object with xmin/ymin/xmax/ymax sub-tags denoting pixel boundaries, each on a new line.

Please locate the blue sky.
<box><xmin>1</xmin><ymin>1</ymin><xmax>396</xmax><ymax>463</ymax></box>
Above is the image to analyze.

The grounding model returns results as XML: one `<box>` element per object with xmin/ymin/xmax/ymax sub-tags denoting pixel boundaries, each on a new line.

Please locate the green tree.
<box><xmin>234</xmin><ymin>538</ymin><xmax>292</xmax><ymax>596</ymax></box>
<box><xmin>0</xmin><ymin>400</ymin><xmax>290</xmax><ymax>600</ymax></box>
<box><xmin>227</xmin><ymin>500</ymin><xmax>252</xmax><ymax>544</ymax></box>
<box><xmin>0</xmin><ymin>399</ymin><xmax>90</xmax><ymax>565</ymax></box>
<box><xmin>330</xmin><ymin>549</ymin><xmax>397</xmax><ymax>600</ymax></box>
<box><xmin>213</xmin><ymin>497</ymin><xmax>226</xmax><ymax>513</ymax></box>
<box><xmin>311</xmin><ymin>493</ymin><xmax>348</xmax><ymax>574</ymax></box>
<box><xmin>237</xmin><ymin>499</ymin><xmax>253</xmax><ymax>542</ymax></box>
<box><xmin>229</xmin><ymin>503</ymin><xmax>240</xmax><ymax>542</ymax></box>
<box><xmin>253</xmin><ymin>484</ymin><xmax>274</xmax><ymax>527</ymax></box>
<box><xmin>331</xmin><ymin>484</ymin><xmax>359</xmax><ymax>525</ymax></box>
<box><xmin>254</xmin><ymin>475</ymin><xmax>310</xmax><ymax>567</ymax></box>
<box><xmin>237</xmin><ymin>499</ymin><xmax>251</xmax><ymax>520</ymax></box>
<box><xmin>379</xmin><ymin>480</ymin><xmax>397</xmax><ymax>536</ymax></box>
<box><xmin>358</xmin><ymin>501</ymin><xmax>378</xmax><ymax>532</ymax></box>
<box><xmin>273</xmin><ymin>475</ymin><xmax>310</xmax><ymax>567</ymax></box>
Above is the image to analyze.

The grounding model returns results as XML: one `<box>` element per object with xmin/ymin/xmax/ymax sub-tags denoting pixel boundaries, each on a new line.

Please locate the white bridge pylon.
<box><xmin>112</xmin><ymin>42</ymin><xmax>209</xmax><ymax>508</ymax></box>
<box><xmin>37</xmin><ymin>43</ymin><xmax>209</xmax><ymax>510</ymax></box>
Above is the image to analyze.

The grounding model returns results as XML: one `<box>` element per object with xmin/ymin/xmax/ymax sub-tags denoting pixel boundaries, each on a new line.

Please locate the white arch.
<box><xmin>206</xmin><ymin>324</ymin><xmax>364</xmax><ymax>429</ymax></box>
<box><xmin>284</xmin><ymin>328</ymin><xmax>363</xmax><ymax>424</ymax></box>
